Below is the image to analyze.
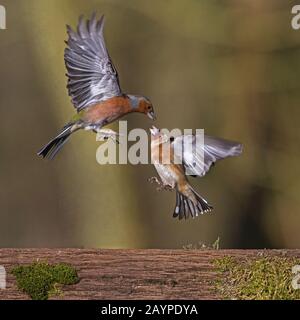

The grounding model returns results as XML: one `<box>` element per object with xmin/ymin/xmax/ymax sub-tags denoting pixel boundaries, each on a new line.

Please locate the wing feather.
<box><xmin>172</xmin><ymin>135</ymin><xmax>242</xmax><ymax>177</ymax></box>
<box><xmin>64</xmin><ymin>14</ymin><xmax>122</xmax><ymax>110</ymax></box>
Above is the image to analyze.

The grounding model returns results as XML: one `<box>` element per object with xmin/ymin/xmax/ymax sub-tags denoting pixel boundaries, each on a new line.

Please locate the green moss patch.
<box><xmin>214</xmin><ymin>255</ymin><xmax>300</xmax><ymax>300</ymax></box>
<box><xmin>11</xmin><ymin>262</ymin><xmax>79</xmax><ymax>300</ymax></box>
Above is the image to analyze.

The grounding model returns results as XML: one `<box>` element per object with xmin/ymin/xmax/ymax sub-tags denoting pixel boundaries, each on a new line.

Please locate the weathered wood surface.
<box><xmin>0</xmin><ymin>249</ymin><xmax>299</xmax><ymax>300</ymax></box>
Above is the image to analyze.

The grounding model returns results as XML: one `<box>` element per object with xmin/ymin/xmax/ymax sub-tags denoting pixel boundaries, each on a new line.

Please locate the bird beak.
<box><xmin>149</xmin><ymin>125</ymin><xmax>159</xmax><ymax>136</ymax></box>
<box><xmin>147</xmin><ymin>110</ymin><xmax>156</xmax><ymax>121</ymax></box>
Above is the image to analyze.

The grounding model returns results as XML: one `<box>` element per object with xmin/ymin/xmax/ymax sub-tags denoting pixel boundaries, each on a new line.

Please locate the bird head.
<box><xmin>128</xmin><ymin>95</ymin><xmax>156</xmax><ymax>120</ymax></box>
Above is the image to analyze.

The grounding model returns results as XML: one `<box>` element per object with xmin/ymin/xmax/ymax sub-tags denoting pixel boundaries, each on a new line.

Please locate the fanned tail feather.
<box><xmin>173</xmin><ymin>187</ymin><xmax>213</xmax><ymax>220</ymax></box>
<box><xmin>37</xmin><ymin>124</ymin><xmax>74</xmax><ymax>160</ymax></box>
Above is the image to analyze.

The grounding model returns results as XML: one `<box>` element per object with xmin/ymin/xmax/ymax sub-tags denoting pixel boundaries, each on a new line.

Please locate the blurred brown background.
<box><xmin>0</xmin><ymin>0</ymin><xmax>299</xmax><ymax>248</ymax></box>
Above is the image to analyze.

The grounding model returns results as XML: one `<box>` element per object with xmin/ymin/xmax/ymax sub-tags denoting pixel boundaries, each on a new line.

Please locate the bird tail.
<box><xmin>37</xmin><ymin>123</ymin><xmax>76</xmax><ymax>159</ymax></box>
<box><xmin>173</xmin><ymin>185</ymin><xmax>213</xmax><ymax>220</ymax></box>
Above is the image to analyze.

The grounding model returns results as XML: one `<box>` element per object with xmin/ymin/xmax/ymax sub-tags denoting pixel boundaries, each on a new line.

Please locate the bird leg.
<box><xmin>95</xmin><ymin>128</ymin><xmax>122</xmax><ymax>144</ymax></box>
<box><xmin>158</xmin><ymin>184</ymin><xmax>173</xmax><ymax>192</ymax></box>
<box><xmin>148</xmin><ymin>176</ymin><xmax>161</xmax><ymax>185</ymax></box>
<box><xmin>148</xmin><ymin>177</ymin><xmax>173</xmax><ymax>192</ymax></box>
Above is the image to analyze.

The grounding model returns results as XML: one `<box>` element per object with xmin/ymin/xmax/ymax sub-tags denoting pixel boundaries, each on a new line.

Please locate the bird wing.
<box><xmin>172</xmin><ymin>134</ymin><xmax>242</xmax><ymax>177</ymax></box>
<box><xmin>64</xmin><ymin>14</ymin><xmax>122</xmax><ymax>111</ymax></box>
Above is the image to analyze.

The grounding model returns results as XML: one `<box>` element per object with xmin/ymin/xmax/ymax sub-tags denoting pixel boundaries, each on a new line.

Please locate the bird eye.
<box><xmin>148</xmin><ymin>105</ymin><xmax>152</xmax><ymax>110</ymax></box>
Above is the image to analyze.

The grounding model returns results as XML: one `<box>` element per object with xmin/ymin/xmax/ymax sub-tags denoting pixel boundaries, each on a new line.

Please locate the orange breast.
<box><xmin>152</xmin><ymin>138</ymin><xmax>186</xmax><ymax>178</ymax></box>
<box><xmin>82</xmin><ymin>96</ymin><xmax>131</xmax><ymax>124</ymax></box>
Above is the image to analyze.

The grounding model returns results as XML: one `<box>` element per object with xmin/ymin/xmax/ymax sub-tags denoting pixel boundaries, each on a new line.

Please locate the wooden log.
<box><xmin>0</xmin><ymin>249</ymin><xmax>299</xmax><ymax>300</ymax></box>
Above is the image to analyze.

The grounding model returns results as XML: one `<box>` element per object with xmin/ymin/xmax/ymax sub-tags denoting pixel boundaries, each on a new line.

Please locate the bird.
<box><xmin>149</xmin><ymin>126</ymin><xmax>242</xmax><ymax>220</ymax></box>
<box><xmin>37</xmin><ymin>13</ymin><xmax>155</xmax><ymax>159</ymax></box>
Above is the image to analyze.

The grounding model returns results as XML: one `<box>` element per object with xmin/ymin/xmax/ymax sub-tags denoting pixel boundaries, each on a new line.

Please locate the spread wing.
<box><xmin>64</xmin><ymin>14</ymin><xmax>122</xmax><ymax>111</ymax></box>
<box><xmin>172</xmin><ymin>134</ymin><xmax>242</xmax><ymax>177</ymax></box>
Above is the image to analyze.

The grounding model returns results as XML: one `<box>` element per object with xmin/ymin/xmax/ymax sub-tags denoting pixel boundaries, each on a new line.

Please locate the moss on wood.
<box><xmin>214</xmin><ymin>255</ymin><xmax>300</xmax><ymax>300</ymax></box>
<box><xmin>11</xmin><ymin>261</ymin><xmax>79</xmax><ymax>300</ymax></box>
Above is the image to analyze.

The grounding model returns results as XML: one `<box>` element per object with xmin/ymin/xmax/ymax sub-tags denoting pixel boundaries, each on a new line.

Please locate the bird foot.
<box><xmin>148</xmin><ymin>176</ymin><xmax>161</xmax><ymax>185</ymax></box>
<box><xmin>96</xmin><ymin>129</ymin><xmax>122</xmax><ymax>144</ymax></box>
<box><xmin>157</xmin><ymin>184</ymin><xmax>173</xmax><ymax>192</ymax></box>
<box><xmin>148</xmin><ymin>177</ymin><xmax>173</xmax><ymax>192</ymax></box>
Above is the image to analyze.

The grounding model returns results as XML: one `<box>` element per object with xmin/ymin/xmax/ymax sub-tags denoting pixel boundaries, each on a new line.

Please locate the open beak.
<box><xmin>147</xmin><ymin>110</ymin><xmax>156</xmax><ymax>121</ymax></box>
<box><xmin>149</xmin><ymin>125</ymin><xmax>160</xmax><ymax>136</ymax></box>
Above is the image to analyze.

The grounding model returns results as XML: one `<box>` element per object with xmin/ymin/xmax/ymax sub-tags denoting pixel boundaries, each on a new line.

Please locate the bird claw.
<box><xmin>96</xmin><ymin>129</ymin><xmax>122</xmax><ymax>144</ymax></box>
<box><xmin>157</xmin><ymin>185</ymin><xmax>173</xmax><ymax>192</ymax></box>
<box><xmin>148</xmin><ymin>177</ymin><xmax>173</xmax><ymax>192</ymax></box>
<box><xmin>106</xmin><ymin>135</ymin><xmax>120</xmax><ymax>144</ymax></box>
<box><xmin>148</xmin><ymin>176</ymin><xmax>161</xmax><ymax>185</ymax></box>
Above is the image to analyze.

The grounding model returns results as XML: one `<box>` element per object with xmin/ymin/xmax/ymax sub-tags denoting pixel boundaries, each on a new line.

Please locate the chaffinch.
<box><xmin>38</xmin><ymin>13</ymin><xmax>155</xmax><ymax>159</ymax></box>
<box><xmin>149</xmin><ymin>126</ymin><xmax>242</xmax><ymax>220</ymax></box>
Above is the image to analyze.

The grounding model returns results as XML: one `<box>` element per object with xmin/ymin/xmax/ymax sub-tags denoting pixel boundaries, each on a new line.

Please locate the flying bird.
<box><xmin>38</xmin><ymin>13</ymin><xmax>155</xmax><ymax>159</ymax></box>
<box><xmin>149</xmin><ymin>126</ymin><xmax>242</xmax><ymax>220</ymax></box>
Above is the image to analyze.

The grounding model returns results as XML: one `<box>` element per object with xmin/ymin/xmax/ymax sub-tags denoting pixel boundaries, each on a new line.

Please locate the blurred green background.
<box><xmin>1</xmin><ymin>0</ymin><xmax>299</xmax><ymax>248</ymax></box>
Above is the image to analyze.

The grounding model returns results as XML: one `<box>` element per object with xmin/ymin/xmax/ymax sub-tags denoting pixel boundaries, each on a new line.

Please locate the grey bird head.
<box><xmin>127</xmin><ymin>94</ymin><xmax>156</xmax><ymax>120</ymax></box>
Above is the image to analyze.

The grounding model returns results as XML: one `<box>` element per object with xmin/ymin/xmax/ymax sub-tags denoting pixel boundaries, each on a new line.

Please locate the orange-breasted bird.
<box><xmin>149</xmin><ymin>126</ymin><xmax>242</xmax><ymax>220</ymax></box>
<box><xmin>38</xmin><ymin>13</ymin><xmax>155</xmax><ymax>159</ymax></box>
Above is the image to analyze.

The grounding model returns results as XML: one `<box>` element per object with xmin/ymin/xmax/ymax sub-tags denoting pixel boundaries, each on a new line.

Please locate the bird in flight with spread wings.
<box><xmin>38</xmin><ymin>13</ymin><xmax>156</xmax><ymax>159</ymax></box>
<box><xmin>149</xmin><ymin>126</ymin><xmax>242</xmax><ymax>220</ymax></box>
